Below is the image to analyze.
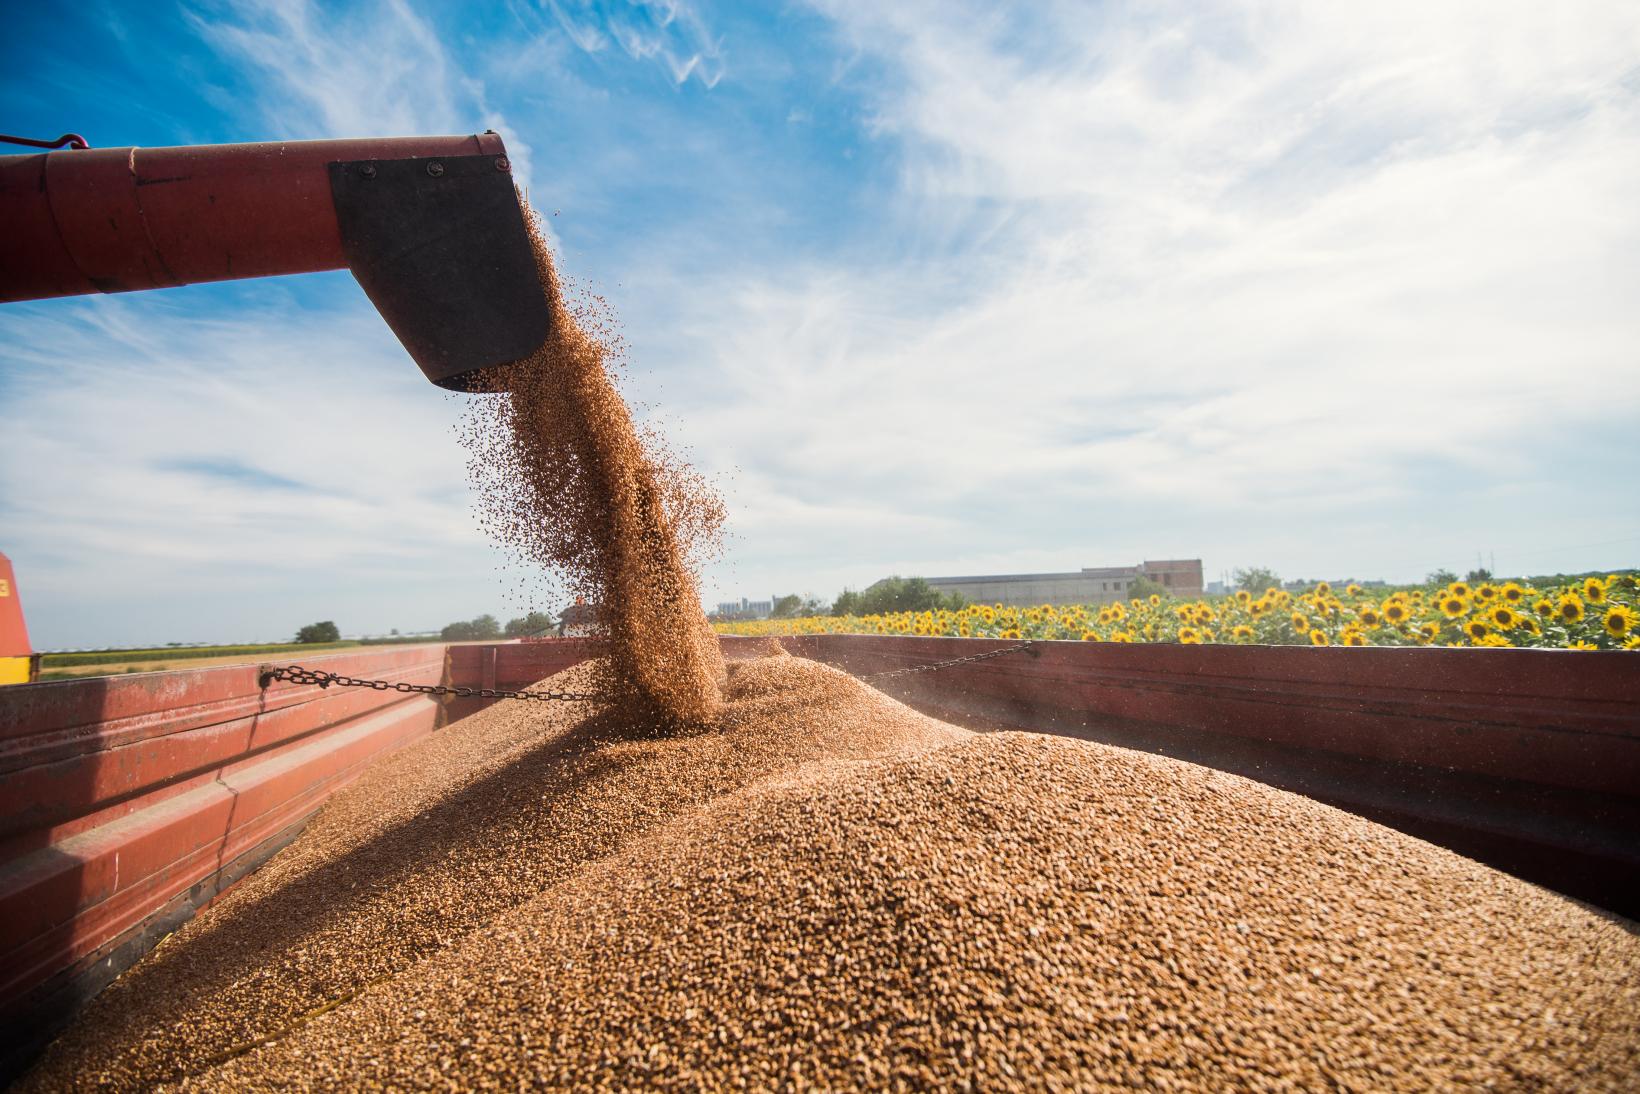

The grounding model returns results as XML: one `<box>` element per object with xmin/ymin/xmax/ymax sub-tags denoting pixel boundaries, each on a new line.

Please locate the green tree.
<box><xmin>504</xmin><ymin>611</ymin><xmax>555</xmax><ymax>637</ymax></box>
<box><xmin>831</xmin><ymin>588</ymin><xmax>863</xmax><ymax>616</ymax></box>
<box><xmin>1425</xmin><ymin>569</ymin><xmax>1458</xmax><ymax>586</ymax></box>
<box><xmin>295</xmin><ymin>620</ymin><xmax>340</xmax><ymax>644</ymax></box>
<box><xmin>1232</xmin><ymin>567</ymin><xmax>1281</xmax><ymax>594</ymax></box>
<box><xmin>1466</xmin><ymin>567</ymin><xmax>1493</xmax><ymax>583</ymax></box>
<box><xmin>440</xmin><ymin>614</ymin><xmax>502</xmax><ymax>641</ymax></box>
<box><xmin>770</xmin><ymin>594</ymin><xmax>804</xmax><ymax>618</ymax></box>
<box><xmin>1127</xmin><ymin>576</ymin><xmax>1168</xmax><ymax>601</ymax></box>
<box><xmin>854</xmin><ymin>576</ymin><xmax>966</xmax><ymax>614</ymax></box>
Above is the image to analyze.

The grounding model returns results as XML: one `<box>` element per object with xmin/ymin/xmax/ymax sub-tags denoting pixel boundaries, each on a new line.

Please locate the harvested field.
<box><xmin>24</xmin><ymin>649</ymin><xmax>1640</xmax><ymax>1091</ymax></box>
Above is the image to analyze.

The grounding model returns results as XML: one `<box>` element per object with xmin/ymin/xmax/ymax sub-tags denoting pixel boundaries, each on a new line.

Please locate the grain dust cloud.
<box><xmin>21</xmin><ymin>211</ymin><xmax>1639</xmax><ymax>1091</ymax></box>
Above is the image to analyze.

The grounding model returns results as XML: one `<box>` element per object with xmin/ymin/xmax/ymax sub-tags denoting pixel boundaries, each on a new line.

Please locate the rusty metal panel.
<box><xmin>0</xmin><ymin>646</ymin><xmax>446</xmax><ymax>849</ymax></box>
<box><xmin>0</xmin><ymin>644</ymin><xmax>451</xmax><ymax>1032</ymax></box>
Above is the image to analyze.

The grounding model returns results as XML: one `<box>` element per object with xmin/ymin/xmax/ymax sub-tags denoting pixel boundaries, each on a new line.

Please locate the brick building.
<box><xmin>923</xmin><ymin>559</ymin><xmax>1204</xmax><ymax>608</ymax></box>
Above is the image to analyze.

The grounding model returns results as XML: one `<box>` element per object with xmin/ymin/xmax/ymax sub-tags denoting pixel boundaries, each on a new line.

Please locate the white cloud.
<box><xmin>676</xmin><ymin>0</ymin><xmax>1640</xmax><ymax>599</ymax></box>
<box><xmin>0</xmin><ymin>288</ymin><xmax>520</xmax><ymax>646</ymax></box>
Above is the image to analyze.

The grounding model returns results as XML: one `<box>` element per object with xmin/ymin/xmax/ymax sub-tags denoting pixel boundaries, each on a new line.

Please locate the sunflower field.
<box><xmin>714</xmin><ymin>574</ymin><xmax>1640</xmax><ymax>650</ymax></box>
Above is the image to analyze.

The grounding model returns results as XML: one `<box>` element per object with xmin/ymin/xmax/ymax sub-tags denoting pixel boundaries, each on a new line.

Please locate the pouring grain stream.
<box><xmin>459</xmin><ymin>205</ymin><xmax>725</xmax><ymax>727</ymax></box>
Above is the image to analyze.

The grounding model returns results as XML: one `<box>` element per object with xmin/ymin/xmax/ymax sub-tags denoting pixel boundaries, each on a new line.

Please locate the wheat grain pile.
<box><xmin>24</xmin><ymin>648</ymin><xmax>1640</xmax><ymax>1091</ymax></box>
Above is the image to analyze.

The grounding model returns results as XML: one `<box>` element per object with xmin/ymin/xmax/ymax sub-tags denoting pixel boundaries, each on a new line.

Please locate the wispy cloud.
<box><xmin>540</xmin><ymin>0</ymin><xmax>725</xmax><ymax>87</ymax></box>
<box><xmin>666</xmin><ymin>0</ymin><xmax>1640</xmax><ymax>598</ymax></box>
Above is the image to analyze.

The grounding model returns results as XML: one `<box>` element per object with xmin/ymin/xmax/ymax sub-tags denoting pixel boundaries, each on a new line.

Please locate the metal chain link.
<box><xmin>258</xmin><ymin>641</ymin><xmax>1037</xmax><ymax>705</ymax></box>
<box><xmin>257</xmin><ymin>664</ymin><xmax>599</xmax><ymax>703</ymax></box>
<box><xmin>858</xmin><ymin>641</ymin><xmax>1037</xmax><ymax>681</ymax></box>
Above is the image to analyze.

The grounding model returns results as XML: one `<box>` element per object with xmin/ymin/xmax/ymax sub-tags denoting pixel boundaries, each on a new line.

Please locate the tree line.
<box><xmin>292</xmin><ymin>612</ymin><xmax>557</xmax><ymax>644</ymax></box>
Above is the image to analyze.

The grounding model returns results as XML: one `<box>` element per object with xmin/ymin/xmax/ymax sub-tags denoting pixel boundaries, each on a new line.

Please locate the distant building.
<box><xmin>923</xmin><ymin>559</ymin><xmax>1204</xmax><ymax>608</ymax></box>
<box><xmin>715</xmin><ymin>597</ymin><xmax>774</xmax><ymax>620</ymax></box>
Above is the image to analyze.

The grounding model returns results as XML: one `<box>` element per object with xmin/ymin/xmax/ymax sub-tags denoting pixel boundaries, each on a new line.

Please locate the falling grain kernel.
<box><xmin>458</xmin><ymin>203</ymin><xmax>725</xmax><ymax>727</ymax></box>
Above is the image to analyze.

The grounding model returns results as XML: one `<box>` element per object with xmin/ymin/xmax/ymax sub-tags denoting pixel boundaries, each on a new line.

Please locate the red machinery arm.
<box><xmin>0</xmin><ymin>134</ymin><xmax>549</xmax><ymax>390</ymax></box>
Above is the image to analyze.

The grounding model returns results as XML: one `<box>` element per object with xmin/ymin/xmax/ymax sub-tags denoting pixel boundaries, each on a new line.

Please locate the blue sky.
<box><xmin>3</xmin><ymin>1</ymin><xmax>1638</xmax><ymax>648</ymax></box>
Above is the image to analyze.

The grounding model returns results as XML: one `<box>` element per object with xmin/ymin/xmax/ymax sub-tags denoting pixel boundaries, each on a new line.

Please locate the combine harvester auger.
<box><xmin>0</xmin><ymin>130</ymin><xmax>548</xmax><ymax>389</ymax></box>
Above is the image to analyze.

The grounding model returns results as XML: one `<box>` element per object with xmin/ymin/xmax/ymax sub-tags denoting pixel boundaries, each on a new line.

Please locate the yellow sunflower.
<box><xmin>1583</xmin><ymin>577</ymin><xmax>1607</xmax><ymax>604</ymax></box>
<box><xmin>1557</xmin><ymin>595</ymin><xmax>1585</xmax><ymax>624</ymax></box>
<box><xmin>1463</xmin><ymin>618</ymin><xmax>1491</xmax><ymax>641</ymax></box>
<box><xmin>1501</xmin><ymin>582</ymin><xmax>1526</xmax><ymax>603</ymax></box>
<box><xmin>1290</xmin><ymin>611</ymin><xmax>1309</xmax><ymax>631</ymax></box>
<box><xmin>1569</xmin><ymin>641</ymin><xmax>1598</xmax><ymax>651</ymax></box>
<box><xmin>1309</xmin><ymin>629</ymin><xmax>1329</xmax><ymax>646</ymax></box>
<box><xmin>1149</xmin><ymin>594</ymin><xmax>1162</xmax><ymax>607</ymax></box>
<box><xmin>1081</xmin><ymin>630</ymin><xmax>1100</xmax><ymax>642</ymax></box>
<box><xmin>1519</xmin><ymin>617</ymin><xmax>1541</xmax><ymax>636</ymax></box>
<box><xmin>1474</xmin><ymin>633</ymin><xmax>1512</xmax><ymax>648</ymax></box>
<box><xmin>1357</xmin><ymin>606</ymin><xmax>1382</xmax><ymax>628</ymax></box>
<box><xmin>1382</xmin><ymin>600</ymin><xmax>1409</xmax><ymax>625</ymax></box>
<box><xmin>1111</xmin><ymin>631</ymin><xmax>1133</xmax><ymax>643</ymax></box>
<box><xmin>1532</xmin><ymin>599</ymin><xmax>1554</xmax><ymax>618</ymax></box>
<box><xmin>1236</xmin><ymin>589</ymin><xmax>1251</xmax><ymax>604</ymax></box>
<box><xmin>1604</xmin><ymin>604</ymin><xmax>1637</xmax><ymax>639</ymax></box>
<box><xmin>1346</xmin><ymin>583</ymin><xmax>1362</xmax><ymax>596</ymax></box>
<box><xmin>1314</xmin><ymin>582</ymin><xmax>1331</xmax><ymax>595</ymax></box>
<box><xmin>1475</xmin><ymin>584</ymin><xmax>1498</xmax><ymax>603</ymax></box>
<box><xmin>1417</xmin><ymin>621</ymin><xmax>1440</xmax><ymax>642</ymax></box>
<box><xmin>1000</xmin><ymin>627</ymin><xmax>1022</xmax><ymax>640</ymax></box>
<box><xmin>1178</xmin><ymin>626</ymin><xmax>1201</xmax><ymax>645</ymax></box>
<box><xmin>1448</xmin><ymin>582</ymin><xmax>1472</xmax><ymax>597</ymax></box>
<box><xmin>1342</xmin><ymin>629</ymin><xmax>1368</xmax><ymax>646</ymax></box>
<box><xmin>1488</xmin><ymin>605</ymin><xmax>1518</xmax><ymax>630</ymax></box>
<box><xmin>1439</xmin><ymin>594</ymin><xmax>1469</xmax><ymax>619</ymax></box>
<box><xmin>1232</xmin><ymin>624</ymin><xmax>1254</xmax><ymax>641</ymax></box>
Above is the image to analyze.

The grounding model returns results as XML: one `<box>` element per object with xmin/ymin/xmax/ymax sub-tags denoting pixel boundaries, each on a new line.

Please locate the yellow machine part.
<box><xmin>0</xmin><ymin>656</ymin><xmax>32</xmax><ymax>686</ymax></box>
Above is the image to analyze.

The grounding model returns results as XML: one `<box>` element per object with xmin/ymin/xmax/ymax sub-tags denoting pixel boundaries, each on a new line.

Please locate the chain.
<box><xmin>258</xmin><ymin>641</ymin><xmax>1037</xmax><ymax>705</ymax></box>
<box><xmin>859</xmin><ymin>641</ymin><xmax>1037</xmax><ymax>681</ymax></box>
<box><xmin>258</xmin><ymin>664</ymin><xmax>599</xmax><ymax>703</ymax></box>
